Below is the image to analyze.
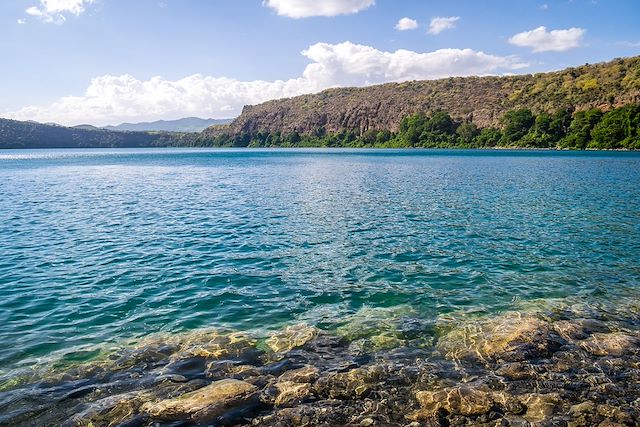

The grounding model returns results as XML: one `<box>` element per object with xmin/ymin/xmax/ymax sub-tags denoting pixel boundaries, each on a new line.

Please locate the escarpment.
<box><xmin>204</xmin><ymin>55</ymin><xmax>640</xmax><ymax>138</ymax></box>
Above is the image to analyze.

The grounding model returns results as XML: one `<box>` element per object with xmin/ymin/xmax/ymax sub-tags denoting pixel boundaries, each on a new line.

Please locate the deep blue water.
<box><xmin>1</xmin><ymin>148</ymin><xmax>640</xmax><ymax>371</ymax></box>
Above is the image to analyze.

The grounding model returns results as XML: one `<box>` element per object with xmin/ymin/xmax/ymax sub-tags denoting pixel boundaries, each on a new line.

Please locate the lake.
<box><xmin>1</xmin><ymin>148</ymin><xmax>640</xmax><ymax>425</ymax></box>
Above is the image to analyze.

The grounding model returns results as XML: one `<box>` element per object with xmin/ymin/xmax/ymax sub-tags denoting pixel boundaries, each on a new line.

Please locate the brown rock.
<box><xmin>436</xmin><ymin>312</ymin><xmax>549</xmax><ymax>361</ymax></box>
<box><xmin>414</xmin><ymin>385</ymin><xmax>493</xmax><ymax>417</ymax></box>
<box><xmin>278</xmin><ymin>365</ymin><xmax>320</xmax><ymax>383</ymax></box>
<box><xmin>266</xmin><ymin>325</ymin><xmax>318</xmax><ymax>353</ymax></box>
<box><xmin>141</xmin><ymin>379</ymin><xmax>257</xmax><ymax>421</ymax></box>
<box><xmin>274</xmin><ymin>381</ymin><xmax>312</xmax><ymax>406</ymax></box>
<box><xmin>580</xmin><ymin>332</ymin><xmax>640</xmax><ymax>356</ymax></box>
<box><xmin>569</xmin><ymin>400</ymin><xmax>596</xmax><ymax>416</ymax></box>
<box><xmin>521</xmin><ymin>393</ymin><xmax>560</xmax><ymax>423</ymax></box>
<box><xmin>315</xmin><ymin>366</ymin><xmax>384</xmax><ymax>399</ymax></box>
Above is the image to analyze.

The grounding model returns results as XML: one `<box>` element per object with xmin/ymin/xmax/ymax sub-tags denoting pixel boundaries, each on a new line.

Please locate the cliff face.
<box><xmin>205</xmin><ymin>56</ymin><xmax>640</xmax><ymax>137</ymax></box>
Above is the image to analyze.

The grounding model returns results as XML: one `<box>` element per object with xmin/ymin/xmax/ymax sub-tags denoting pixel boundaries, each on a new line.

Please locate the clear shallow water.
<box><xmin>1</xmin><ymin>148</ymin><xmax>640</xmax><ymax>372</ymax></box>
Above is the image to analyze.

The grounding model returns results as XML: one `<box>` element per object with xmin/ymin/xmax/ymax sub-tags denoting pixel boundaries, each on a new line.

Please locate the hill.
<box><xmin>0</xmin><ymin>118</ymin><xmax>195</xmax><ymax>149</ymax></box>
<box><xmin>201</xmin><ymin>56</ymin><xmax>640</xmax><ymax>149</ymax></box>
<box><xmin>104</xmin><ymin>117</ymin><xmax>232</xmax><ymax>133</ymax></box>
<box><xmin>2</xmin><ymin>56</ymin><xmax>640</xmax><ymax>150</ymax></box>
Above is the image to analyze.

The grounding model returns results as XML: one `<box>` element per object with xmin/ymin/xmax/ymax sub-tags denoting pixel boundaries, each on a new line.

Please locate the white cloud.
<box><xmin>17</xmin><ymin>19</ymin><xmax>26</xmax><ymax>24</ymax></box>
<box><xmin>508</xmin><ymin>26</ymin><xmax>586</xmax><ymax>52</ymax></box>
<box><xmin>25</xmin><ymin>0</ymin><xmax>94</xmax><ymax>23</ymax></box>
<box><xmin>395</xmin><ymin>17</ymin><xmax>418</xmax><ymax>31</ymax></box>
<box><xmin>428</xmin><ymin>16</ymin><xmax>460</xmax><ymax>35</ymax></box>
<box><xmin>263</xmin><ymin>0</ymin><xmax>374</xmax><ymax>18</ymax></box>
<box><xmin>3</xmin><ymin>42</ymin><xmax>527</xmax><ymax>126</ymax></box>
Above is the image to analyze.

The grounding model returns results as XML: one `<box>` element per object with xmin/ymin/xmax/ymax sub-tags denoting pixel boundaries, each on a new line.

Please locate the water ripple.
<box><xmin>1</xmin><ymin>149</ymin><xmax>640</xmax><ymax>371</ymax></box>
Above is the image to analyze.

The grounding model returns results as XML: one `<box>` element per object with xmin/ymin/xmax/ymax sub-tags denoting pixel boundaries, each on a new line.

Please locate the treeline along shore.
<box><xmin>1</xmin><ymin>55</ymin><xmax>639</xmax><ymax>150</ymax></box>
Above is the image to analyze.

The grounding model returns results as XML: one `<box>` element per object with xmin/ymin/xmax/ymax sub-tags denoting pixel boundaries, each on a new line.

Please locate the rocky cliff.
<box><xmin>205</xmin><ymin>56</ymin><xmax>640</xmax><ymax>137</ymax></box>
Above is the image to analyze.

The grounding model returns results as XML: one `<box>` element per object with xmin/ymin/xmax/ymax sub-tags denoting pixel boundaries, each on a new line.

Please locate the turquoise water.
<box><xmin>1</xmin><ymin>148</ymin><xmax>640</xmax><ymax>372</ymax></box>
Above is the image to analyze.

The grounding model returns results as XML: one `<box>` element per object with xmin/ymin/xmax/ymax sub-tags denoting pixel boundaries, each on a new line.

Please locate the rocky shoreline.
<box><xmin>1</xmin><ymin>300</ymin><xmax>639</xmax><ymax>426</ymax></box>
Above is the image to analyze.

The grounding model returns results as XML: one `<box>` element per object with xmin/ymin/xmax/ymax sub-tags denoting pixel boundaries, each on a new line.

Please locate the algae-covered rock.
<box><xmin>495</xmin><ymin>361</ymin><xmax>536</xmax><ymax>380</ymax></box>
<box><xmin>141</xmin><ymin>378</ymin><xmax>257</xmax><ymax>421</ymax></box>
<box><xmin>266</xmin><ymin>325</ymin><xmax>318</xmax><ymax>353</ymax></box>
<box><xmin>570</xmin><ymin>400</ymin><xmax>596</xmax><ymax>416</ymax></box>
<box><xmin>369</xmin><ymin>333</ymin><xmax>404</xmax><ymax>350</ymax></box>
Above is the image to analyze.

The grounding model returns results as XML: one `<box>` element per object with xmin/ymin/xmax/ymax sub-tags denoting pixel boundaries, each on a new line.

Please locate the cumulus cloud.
<box><xmin>395</xmin><ymin>17</ymin><xmax>418</xmax><ymax>31</ymax></box>
<box><xmin>263</xmin><ymin>0</ymin><xmax>374</xmax><ymax>18</ymax></box>
<box><xmin>25</xmin><ymin>0</ymin><xmax>94</xmax><ymax>23</ymax></box>
<box><xmin>3</xmin><ymin>42</ymin><xmax>527</xmax><ymax>126</ymax></box>
<box><xmin>428</xmin><ymin>16</ymin><xmax>460</xmax><ymax>35</ymax></box>
<box><xmin>508</xmin><ymin>26</ymin><xmax>586</xmax><ymax>52</ymax></box>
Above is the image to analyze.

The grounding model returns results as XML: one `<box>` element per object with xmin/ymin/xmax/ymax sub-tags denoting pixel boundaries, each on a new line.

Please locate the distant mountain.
<box><xmin>73</xmin><ymin>124</ymin><xmax>101</xmax><ymax>131</ymax></box>
<box><xmin>104</xmin><ymin>117</ymin><xmax>232</xmax><ymax>133</ymax></box>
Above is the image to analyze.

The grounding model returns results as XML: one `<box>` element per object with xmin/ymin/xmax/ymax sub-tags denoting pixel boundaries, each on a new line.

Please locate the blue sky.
<box><xmin>1</xmin><ymin>0</ymin><xmax>639</xmax><ymax>126</ymax></box>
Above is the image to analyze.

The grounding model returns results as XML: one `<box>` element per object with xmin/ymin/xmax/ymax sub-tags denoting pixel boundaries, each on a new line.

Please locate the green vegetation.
<box><xmin>0</xmin><ymin>119</ymin><xmax>196</xmax><ymax>149</ymax></box>
<box><xmin>194</xmin><ymin>105</ymin><xmax>640</xmax><ymax>150</ymax></box>
<box><xmin>2</xmin><ymin>104</ymin><xmax>639</xmax><ymax>150</ymax></box>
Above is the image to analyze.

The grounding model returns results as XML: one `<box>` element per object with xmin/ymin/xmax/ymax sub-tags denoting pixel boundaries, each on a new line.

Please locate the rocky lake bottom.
<box><xmin>2</xmin><ymin>296</ymin><xmax>639</xmax><ymax>426</ymax></box>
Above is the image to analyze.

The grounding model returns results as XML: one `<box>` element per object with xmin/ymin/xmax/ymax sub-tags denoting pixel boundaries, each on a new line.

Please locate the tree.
<box><xmin>425</xmin><ymin>111</ymin><xmax>455</xmax><ymax>134</ymax></box>
<box><xmin>501</xmin><ymin>109</ymin><xmax>535</xmax><ymax>145</ymax></box>
<box><xmin>475</xmin><ymin>128</ymin><xmax>502</xmax><ymax>147</ymax></box>
<box><xmin>456</xmin><ymin>122</ymin><xmax>479</xmax><ymax>146</ymax></box>
<box><xmin>560</xmin><ymin>108</ymin><xmax>603</xmax><ymax>149</ymax></box>
<box><xmin>375</xmin><ymin>130</ymin><xmax>392</xmax><ymax>146</ymax></box>
<box><xmin>549</xmin><ymin>108</ymin><xmax>572</xmax><ymax>140</ymax></box>
<box><xmin>591</xmin><ymin>105</ymin><xmax>640</xmax><ymax>149</ymax></box>
<box><xmin>398</xmin><ymin>113</ymin><xmax>427</xmax><ymax>147</ymax></box>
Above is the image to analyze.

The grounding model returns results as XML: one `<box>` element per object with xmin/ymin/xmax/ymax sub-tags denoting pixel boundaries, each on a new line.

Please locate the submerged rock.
<box><xmin>179</xmin><ymin>331</ymin><xmax>259</xmax><ymax>361</ymax></box>
<box><xmin>274</xmin><ymin>381</ymin><xmax>312</xmax><ymax>406</ymax></box>
<box><xmin>141</xmin><ymin>378</ymin><xmax>257</xmax><ymax>422</ymax></box>
<box><xmin>266</xmin><ymin>325</ymin><xmax>318</xmax><ymax>353</ymax></box>
<box><xmin>278</xmin><ymin>365</ymin><xmax>320</xmax><ymax>384</ymax></box>
<box><xmin>315</xmin><ymin>365</ymin><xmax>384</xmax><ymax>399</ymax></box>
<box><xmin>5</xmin><ymin>305</ymin><xmax>640</xmax><ymax>427</ymax></box>
<box><xmin>436</xmin><ymin>312</ymin><xmax>564</xmax><ymax>362</ymax></box>
<box><xmin>272</xmin><ymin>366</ymin><xmax>319</xmax><ymax>407</ymax></box>
<box><xmin>580</xmin><ymin>332</ymin><xmax>640</xmax><ymax>357</ymax></box>
<box><xmin>413</xmin><ymin>384</ymin><xmax>494</xmax><ymax>417</ymax></box>
<box><xmin>520</xmin><ymin>393</ymin><xmax>561</xmax><ymax>423</ymax></box>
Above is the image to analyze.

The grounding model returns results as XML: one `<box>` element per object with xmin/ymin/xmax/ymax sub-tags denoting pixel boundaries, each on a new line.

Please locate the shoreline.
<box><xmin>0</xmin><ymin>146</ymin><xmax>638</xmax><ymax>152</ymax></box>
<box><xmin>2</xmin><ymin>296</ymin><xmax>639</xmax><ymax>426</ymax></box>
